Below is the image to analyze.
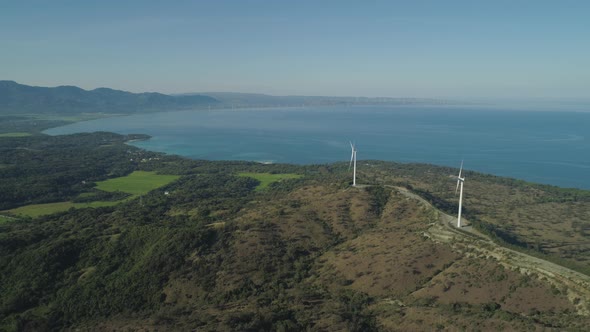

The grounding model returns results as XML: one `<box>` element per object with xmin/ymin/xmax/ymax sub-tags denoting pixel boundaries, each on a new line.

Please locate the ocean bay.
<box><xmin>45</xmin><ymin>106</ymin><xmax>590</xmax><ymax>189</ymax></box>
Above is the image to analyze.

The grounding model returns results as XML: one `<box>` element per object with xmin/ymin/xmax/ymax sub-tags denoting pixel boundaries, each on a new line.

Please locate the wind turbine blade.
<box><xmin>349</xmin><ymin>151</ymin><xmax>354</xmax><ymax>170</ymax></box>
<box><xmin>458</xmin><ymin>160</ymin><xmax>463</xmax><ymax>179</ymax></box>
<box><xmin>455</xmin><ymin>179</ymin><xmax>460</xmax><ymax>195</ymax></box>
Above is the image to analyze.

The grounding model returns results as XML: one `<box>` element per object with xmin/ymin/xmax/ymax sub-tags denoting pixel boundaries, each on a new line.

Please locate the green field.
<box><xmin>5</xmin><ymin>201</ymin><xmax>122</xmax><ymax>218</ymax></box>
<box><xmin>95</xmin><ymin>171</ymin><xmax>180</xmax><ymax>195</ymax></box>
<box><xmin>0</xmin><ymin>132</ymin><xmax>32</xmax><ymax>137</ymax></box>
<box><xmin>4</xmin><ymin>171</ymin><xmax>180</xmax><ymax>218</ymax></box>
<box><xmin>238</xmin><ymin>172</ymin><xmax>302</xmax><ymax>191</ymax></box>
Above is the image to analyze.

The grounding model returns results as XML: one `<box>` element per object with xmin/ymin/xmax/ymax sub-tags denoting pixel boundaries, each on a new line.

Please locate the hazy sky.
<box><xmin>1</xmin><ymin>1</ymin><xmax>589</xmax><ymax>98</ymax></box>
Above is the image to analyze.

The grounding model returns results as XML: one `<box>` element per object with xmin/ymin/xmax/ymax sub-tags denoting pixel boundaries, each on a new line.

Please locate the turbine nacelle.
<box><xmin>455</xmin><ymin>160</ymin><xmax>464</xmax><ymax>195</ymax></box>
<box><xmin>348</xmin><ymin>142</ymin><xmax>355</xmax><ymax>170</ymax></box>
<box><xmin>348</xmin><ymin>141</ymin><xmax>357</xmax><ymax>170</ymax></box>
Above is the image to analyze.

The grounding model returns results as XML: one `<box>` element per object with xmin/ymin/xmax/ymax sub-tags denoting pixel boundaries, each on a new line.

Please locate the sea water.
<box><xmin>45</xmin><ymin>105</ymin><xmax>590</xmax><ymax>189</ymax></box>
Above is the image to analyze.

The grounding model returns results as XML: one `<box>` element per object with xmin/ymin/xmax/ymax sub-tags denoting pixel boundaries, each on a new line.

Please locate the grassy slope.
<box><xmin>238</xmin><ymin>172</ymin><xmax>302</xmax><ymax>191</ymax></box>
<box><xmin>4</xmin><ymin>171</ymin><xmax>180</xmax><ymax>218</ymax></box>
<box><xmin>5</xmin><ymin>201</ymin><xmax>120</xmax><ymax>218</ymax></box>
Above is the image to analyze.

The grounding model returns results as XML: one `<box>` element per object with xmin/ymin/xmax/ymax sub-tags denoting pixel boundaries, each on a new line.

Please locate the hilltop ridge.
<box><xmin>0</xmin><ymin>81</ymin><xmax>218</xmax><ymax>114</ymax></box>
<box><xmin>184</xmin><ymin>91</ymin><xmax>464</xmax><ymax>108</ymax></box>
<box><xmin>0</xmin><ymin>81</ymin><xmax>465</xmax><ymax>116</ymax></box>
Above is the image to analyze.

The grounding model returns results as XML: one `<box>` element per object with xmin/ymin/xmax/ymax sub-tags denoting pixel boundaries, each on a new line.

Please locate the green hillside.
<box><xmin>1</xmin><ymin>133</ymin><xmax>590</xmax><ymax>331</ymax></box>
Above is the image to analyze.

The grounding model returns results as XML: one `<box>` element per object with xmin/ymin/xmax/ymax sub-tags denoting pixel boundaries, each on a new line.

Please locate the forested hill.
<box><xmin>2</xmin><ymin>132</ymin><xmax>590</xmax><ymax>330</ymax></box>
<box><xmin>0</xmin><ymin>81</ymin><xmax>466</xmax><ymax>115</ymax></box>
<box><xmin>0</xmin><ymin>81</ymin><xmax>219</xmax><ymax>114</ymax></box>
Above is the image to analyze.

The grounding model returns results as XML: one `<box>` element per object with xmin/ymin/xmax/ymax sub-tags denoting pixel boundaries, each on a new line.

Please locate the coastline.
<box><xmin>40</xmin><ymin>106</ymin><xmax>590</xmax><ymax>190</ymax></box>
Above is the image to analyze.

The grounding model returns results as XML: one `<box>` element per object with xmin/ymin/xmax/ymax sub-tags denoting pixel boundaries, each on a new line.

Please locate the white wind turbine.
<box><xmin>349</xmin><ymin>142</ymin><xmax>357</xmax><ymax>187</ymax></box>
<box><xmin>455</xmin><ymin>160</ymin><xmax>465</xmax><ymax>228</ymax></box>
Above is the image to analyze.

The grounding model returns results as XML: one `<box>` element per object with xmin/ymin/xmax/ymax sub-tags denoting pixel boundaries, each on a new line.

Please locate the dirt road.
<box><xmin>392</xmin><ymin>185</ymin><xmax>590</xmax><ymax>315</ymax></box>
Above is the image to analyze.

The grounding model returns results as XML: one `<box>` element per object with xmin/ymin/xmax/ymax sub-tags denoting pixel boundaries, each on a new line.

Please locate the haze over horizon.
<box><xmin>2</xmin><ymin>1</ymin><xmax>589</xmax><ymax>99</ymax></box>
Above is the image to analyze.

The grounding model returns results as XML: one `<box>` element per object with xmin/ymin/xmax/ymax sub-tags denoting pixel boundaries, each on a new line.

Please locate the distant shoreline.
<box><xmin>42</xmin><ymin>105</ymin><xmax>590</xmax><ymax>190</ymax></box>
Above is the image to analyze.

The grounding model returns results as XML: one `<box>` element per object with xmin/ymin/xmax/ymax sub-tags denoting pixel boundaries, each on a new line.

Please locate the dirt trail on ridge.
<box><xmin>390</xmin><ymin>185</ymin><xmax>590</xmax><ymax>316</ymax></box>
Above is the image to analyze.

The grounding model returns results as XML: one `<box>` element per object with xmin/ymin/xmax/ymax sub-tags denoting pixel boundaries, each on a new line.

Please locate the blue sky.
<box><xmin>1</xmin><ymin>1</ymin><xmax>589</xmax><ymax>98</ymax></box>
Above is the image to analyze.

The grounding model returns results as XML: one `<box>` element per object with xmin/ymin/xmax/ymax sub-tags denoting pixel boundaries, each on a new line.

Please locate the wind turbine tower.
<box><xmin>455</xmin><ymin>160</ymin><xmax>465</xmax><ymax>228</ymax></box>
<box><xmin>349</xmin><ymin>142</ymin><xmax>357</xmax><ymax>186</ymax></box>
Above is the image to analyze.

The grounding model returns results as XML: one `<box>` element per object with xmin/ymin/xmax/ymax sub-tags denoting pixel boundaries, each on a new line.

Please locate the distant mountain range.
<box><xmin>0</xmin><ymin>81</ymin><xmax>218</xmax><ymax>114</ymax></box>
<box><xmin>185</xmin><ymin>91</ymin><xmax>462</xmax><ymax>108</ymax></box>
<box><xmin>0</xmin><ymin>81</ymin><xmax>464</xmax><ymax>115</ymax></box>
